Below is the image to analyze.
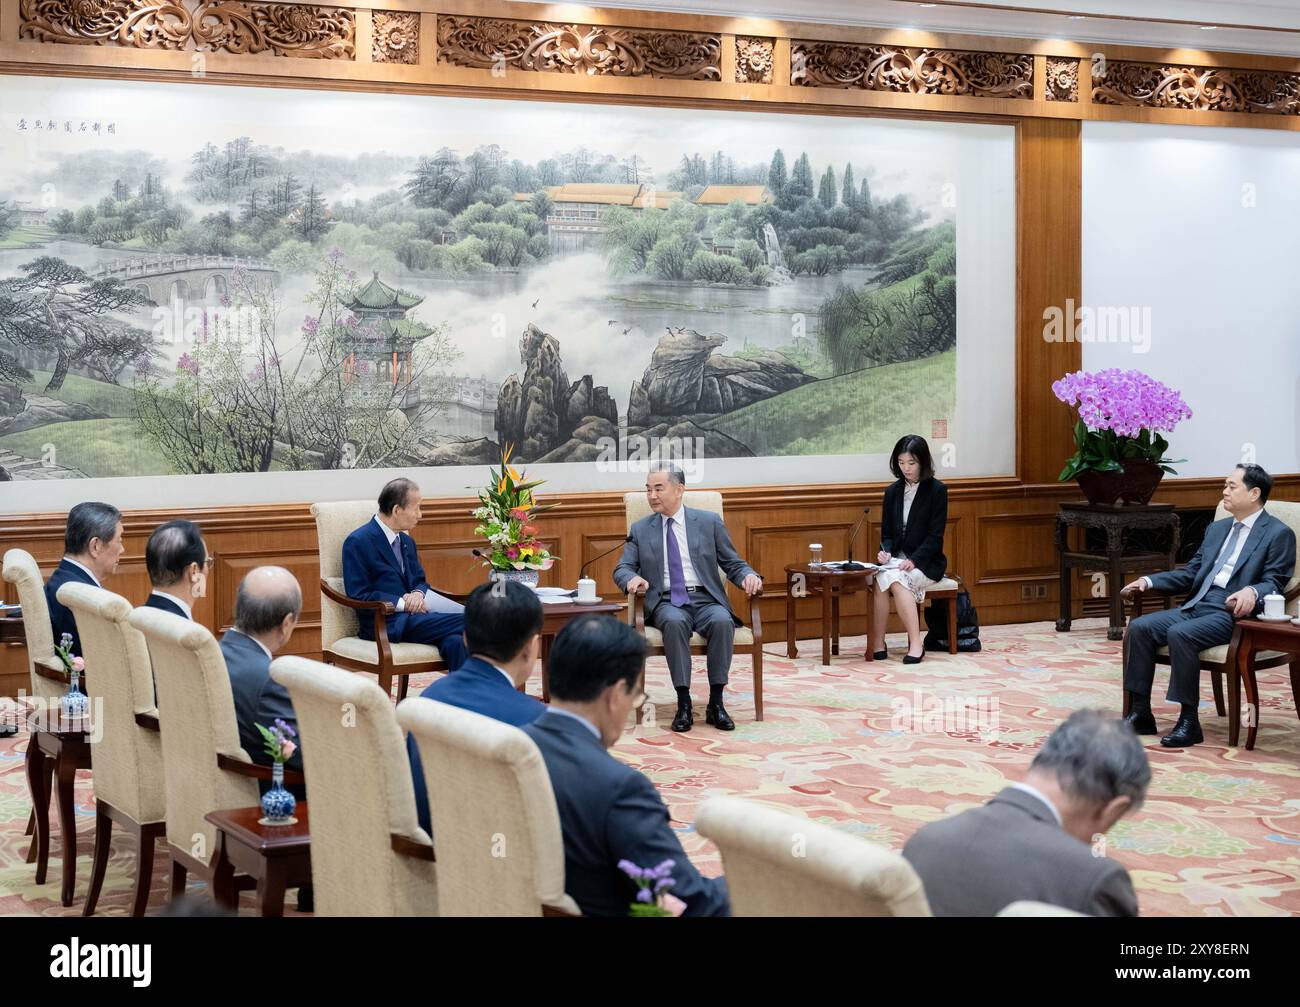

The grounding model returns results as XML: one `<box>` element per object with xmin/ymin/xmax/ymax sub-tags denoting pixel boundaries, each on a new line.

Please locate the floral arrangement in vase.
<box><xmin>471</xmin><ymin>442</ymin><xmax>557</xmax><ymax>584</ymax></box>
<box><xmin>1051</xmin><ymin>369</ymin><xmax>1192</xmax><ymax>505</ymax></box>
<box><xmin>255</xmin><ymin>718</ymin><xmax>298</xmax><ymax>825</ymax></box>
<box><xmin>618</xmin><ymin>858</ymin><xmax>677</xmax><ymax>917</ymax></box>
<box><xmin>54</xmin><ymin>632</ymin><xmax>88</xmax><ymax>718</ymax></box>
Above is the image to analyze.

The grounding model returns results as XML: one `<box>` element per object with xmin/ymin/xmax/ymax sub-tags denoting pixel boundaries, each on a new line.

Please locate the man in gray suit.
<box><xmin>614</xmin><ymin>463</ymin><xmax>762</xmax><ymax>732</ymax></box>
<box><xmin>903</xmin><ymin>709</ymin><xmax>1149</xmax><ymax>916</ymax></box>
<box><xmin>1121</xmin><ymin>463</ymin><xmax>1296</xmax><ymax>748</ymax></box>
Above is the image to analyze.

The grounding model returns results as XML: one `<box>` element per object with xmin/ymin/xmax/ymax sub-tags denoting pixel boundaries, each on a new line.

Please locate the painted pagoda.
<box><xmin>339</xmin><ymin>272</ymin><xmax>433</xmax><ymax>408</ymax></box>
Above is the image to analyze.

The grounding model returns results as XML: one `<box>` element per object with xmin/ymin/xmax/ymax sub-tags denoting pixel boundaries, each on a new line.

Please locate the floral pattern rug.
<box><xmin>2</xmin><ymin>618</ymin><xmax>1297</xmax><ymax>916</ymax></box>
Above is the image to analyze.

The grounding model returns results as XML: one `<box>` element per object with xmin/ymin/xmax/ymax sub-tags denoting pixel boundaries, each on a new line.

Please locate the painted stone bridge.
<box><xmin>90</xmin><ymin>254</ymin><xmax>279</xmax><ymax>305</ymax></box>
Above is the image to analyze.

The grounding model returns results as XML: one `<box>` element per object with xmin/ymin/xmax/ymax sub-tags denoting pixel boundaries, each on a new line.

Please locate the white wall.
<box><xmin>1082</xmin><ymin>120</ymin><xmax>1300</xmax><ymax>480</ymax></box>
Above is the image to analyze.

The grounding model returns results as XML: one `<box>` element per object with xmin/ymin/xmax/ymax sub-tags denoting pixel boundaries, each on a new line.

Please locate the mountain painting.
<box><xmin>0</xmin><ymin>75</ymin><xmax>976</xmax><ymax>484</ymax></box>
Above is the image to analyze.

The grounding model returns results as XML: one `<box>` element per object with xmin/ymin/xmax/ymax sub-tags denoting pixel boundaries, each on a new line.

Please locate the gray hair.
<box><xmin>648</xmin><ymin>461</ymin><xmax>686</xmax><ymax>486</ymax></box>
<box><xmin>233</xmin><ymin>567</ymin><xmax>302</xmax><ymax>635</ymax></box>
<box><xmin>65</xmin><ymin>501</ymin><xmax>122</xmax><ymax>556</ymax></box>
<box><xmin>1030</xmin><ymin>709</ymin><xmax>1152</xmax><ymax>810</ymax></box>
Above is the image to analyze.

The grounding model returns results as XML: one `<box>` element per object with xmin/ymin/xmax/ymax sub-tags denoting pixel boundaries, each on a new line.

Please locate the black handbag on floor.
<box><xmin>924</xmin><ymin>590</ymin><xmax>982</xmax><ymax>652</ymax></box>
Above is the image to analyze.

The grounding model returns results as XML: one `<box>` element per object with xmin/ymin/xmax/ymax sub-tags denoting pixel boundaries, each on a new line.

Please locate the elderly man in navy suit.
<box><xmin>1121</xmin><ymin>463</ymin><xmax>1296</xmax><ymax>748</ymax></box>
<box><xmin>143</xmin><ymin>519</ymin><xmax>209</xmax><ymax>621</ymax></box>
<box><xmin>407</xmin><ymin>579</ymin><xmax>545</xmax><ymax>833</ymax></box>
<box><xmin>342</xmin><ymin>478</ymin><xmax>467</xmax><ymax>671</ymax></box>
<box><xmin>522</xmin><ymin>615</ymin><xmax>730</xmax><ymax>917</ymax></box>
<box><xmin>46</xmin><ymin>501</ymin><xmax>124</xmax><ymax>657</ymax></box>
<box><xmin>614</xmin><ymin>463</ymin><xmax>761</xmax><ymax>732</ymax></box>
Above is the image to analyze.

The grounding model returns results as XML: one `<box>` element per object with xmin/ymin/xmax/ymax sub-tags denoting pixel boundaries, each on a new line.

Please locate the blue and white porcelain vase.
<box><xmin>261</xmin><ymin>762</ymin><xmax>296</xmax><ymax>824</ymax></box>
<box><xmin>61</xmin><ymin>669</ymin><xmax>89</xmax><ymax>719</ymax></box>
<box><xmin>490</xmin><ymin>568</ymin><xmax>539</xmax><ymax>587</ymax></box>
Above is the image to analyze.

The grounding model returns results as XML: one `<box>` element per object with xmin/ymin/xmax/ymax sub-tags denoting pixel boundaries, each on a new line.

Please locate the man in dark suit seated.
<box><xmin>143</xmin><ymin>519</ymin><xmax>209</xmax><ymax>621</ymax></box>
<box><xmin>407</xmin><ymin>579</ymin><xmax>546</xmax><ymax>834</ymax></box>
<box><xmin>46</xmin><ymin>501</ymin><xmax>124</xmax><ymax>657</ymax></box>
<box><xmin>1120</xmin><ymin>463</ymin><xmax>1296</xmax><ymax>748</ymax></box>
<box><xmin>342</xmin><ymin>477</ymin><xmax>467</xmax><ymax>671</ymax></box>
<box><xmin>903</xmin><ymin>709</ymin><xmax>1149</xmax><ymax>917</ymax></box>
<box><xmin>220</xmin><ymin>566</ymin><xmax>304</xmax><ymax>786</ymax></box>
<box><xmin>522</xmin><ymin>615</ymin><xmax>730</xmax><ymax>917</ymax></box>
<box><xmin>613</xmin><ymin>462</ymin><xmax>761</xmax><ymax>733</ymax></box>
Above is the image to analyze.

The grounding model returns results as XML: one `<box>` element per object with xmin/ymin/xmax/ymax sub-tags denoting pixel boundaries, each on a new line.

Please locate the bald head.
<box><xmin>233</xmin><ymin>566</ymin><xmax>302</xmax><ymax>647</ymax></box>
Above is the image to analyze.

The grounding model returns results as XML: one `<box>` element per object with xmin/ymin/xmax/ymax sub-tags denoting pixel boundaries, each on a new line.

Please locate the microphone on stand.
<box><xmin>841</xmin><ymin>507</ymin><xmax>871</xmax><ymax>571</ymax></box>
<box><xmin>580</xmin><ymin>535</ymin><xmax>633</xmax><ymax>582</ymax></box>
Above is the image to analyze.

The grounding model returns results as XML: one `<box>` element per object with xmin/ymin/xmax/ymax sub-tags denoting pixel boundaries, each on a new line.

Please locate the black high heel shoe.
<box><xmin>902</xmin><ymin>650</ymin><xmax>925</xmax><ymax>665</ymax></box>
<box><xmin>871</xmin><ymin>650</ymin><xmax>888</xmax><ymax>661</ymax></box>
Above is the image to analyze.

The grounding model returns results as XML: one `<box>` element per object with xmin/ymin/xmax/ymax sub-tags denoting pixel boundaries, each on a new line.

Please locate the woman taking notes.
<box><xmin>868</xmin><ymin>434</ymin><xmax>948</xmax><ymax>664</ymax></box>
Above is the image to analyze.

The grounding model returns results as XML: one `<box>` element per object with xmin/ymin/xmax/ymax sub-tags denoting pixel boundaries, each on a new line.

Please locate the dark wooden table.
<box><xmin>1229</xmin><ymin>618</ymin><xmax>1300</xmax><ymax>750</ymax></box>
<box><xmin>536</xmin><ymin>599</ymin><xmax>626</xmax><ymax>703</ymax></box>
<box><xmin>0</xmin><ymin>612</ymin><xmax>24</xmax><ymax>643</ymax></box>
<box><xmin>784</xmin><ymin>563</ymin><xmax>877</xmax><ymax>666</ymax></box>
<box><xmin>1056</xmin><ymin>502</ymin><xmax>1180</xmax><ymax>641</ymax></box>
<box><xmin>206</xmin><ymin>804</ymin><xmax>312</xmax><ymax>917</ymax></box>
<box><xmin>23</xmin><ymin>706</ymin><xmax>92</xmax><ymax>907</ymax></box>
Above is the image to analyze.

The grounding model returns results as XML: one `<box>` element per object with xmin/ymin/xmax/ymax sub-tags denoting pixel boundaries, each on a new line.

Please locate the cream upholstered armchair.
<box><xmin>1125</xmin><ymin>500</ymin><xmax>1300</xmax><ymax>747</ymax></box>
<box><xmin>695</xmin><ymin>796</ymin><xmax>932</xmax><ymax>917</ymax></box>
<box><xmin>3</xmin><ymin>548</ymin><xmax>92</xmax><ymax>902</ymax></box>
<box><xmin>397</xmin><ymin>698</ymin><xmax>579</xmax><ymax>916</ymax></box>
<box><xmin>270</xmin><ymin>656</ymin><xmax>437</xmax><ymax>916</ymax></box>
<box><xmin>311</xmin><ymin>500</ymin><xmax>449</xmax><ymax>702</ymax></box>
<box><xmin>59</xmin><ymin>583</ymin><xmax>165</xmax><ymax>917</ymax></box>
<box><xmin>621</xmin><ymin>491</ymin><xmax>766</xmax><ymax>720</ymax></box>
<box><xmin>127</xmin><ymin>607</ymin><xmax>299</xmax><ymax>902</ymax></box>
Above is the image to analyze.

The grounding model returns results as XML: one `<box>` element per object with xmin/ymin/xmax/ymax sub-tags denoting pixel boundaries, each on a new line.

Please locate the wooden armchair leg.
<box><xmin>82</xmin><ymin>802</ymin><xmax>112</xmax><ymax>917</ymax></box>
<box><xmin>1210</xmin><ymin>670</ymin><xmax>1226</xmax><ymax>718</ymax></box>
<box><xmin>395</xmin><ymin>674</ymin><xmax>410</xmax><ymax>703</ymax></box>
<box><xmin>132</xmin><ymin>824</ymin><xmax>163</xmax><ymax>917</ymax></box>
<box><xmin>170</xmin><ymin>856</ymin><xmax>188</xmax><ymax>900</ymax></box>
<box><xmin>946</xmin><ymin>596</ymin><xmax>958</xmax><ymax>656</ymax></box>
<box><xmin>1291</xmin><ymin>659</ymin><xmax>1300</xmax><ymax>725</ymax></box>
<box><xmin>378</xmin><ymin>672</ymin><xmax>393</xmax><ymax>700</ymax></box>
<box><xmin>752</xmin><ymin>645</ymin><xmax>764</xmax><ymax>722</ymax></box>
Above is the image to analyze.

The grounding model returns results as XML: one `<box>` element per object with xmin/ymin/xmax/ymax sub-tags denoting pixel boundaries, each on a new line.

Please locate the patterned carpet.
<box><xmin>2</xmin><ymin>618</ymin><xmax>1298</xmax><ymax>917</ymax></box>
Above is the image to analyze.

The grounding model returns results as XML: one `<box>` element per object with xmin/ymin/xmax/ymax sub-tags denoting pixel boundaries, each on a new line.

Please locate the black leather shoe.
<box><xmin>705</xmin><ymin>702</ymin><xmax>735</xmax><ymax>731</ymax></box>
<box><xmin>1123</xmin><ymin>708</ymin><xmax>1157</xmax><ymax>735</ymax></box>
<box><xmin>671</xmin><ymin>702</ymin><xmax>694</xmax><ymax>732</ymax></box>
<box><xmin>1160</xmin><ymin>716</ymin><xmax>1203</xmax><ymax>748</ymax></box>
<box><xmin>902</xmin><ymin>651</ymin><xmax>925</xmax><ymax>665</ymax></box>
<box><xmin>295</xmin><ymin>884</ymin><xmax>314</xmax><ymax>913</ymax></box>
<box><xmin>871</xmin><ymin>650</ymin><xmax>888</xmax><ymax>661</ymax></box>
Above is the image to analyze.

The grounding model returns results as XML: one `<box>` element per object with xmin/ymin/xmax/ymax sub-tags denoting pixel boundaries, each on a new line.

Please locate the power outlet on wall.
<box><xmin>1020</xmin><ymin>584</ymin><xmax>1049</xmax><ymax>600</ymax></box>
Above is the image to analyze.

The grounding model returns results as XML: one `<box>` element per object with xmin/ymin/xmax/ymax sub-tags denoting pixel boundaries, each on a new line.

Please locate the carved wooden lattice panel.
<box><xmin>791</xmin><ymin>41</ymin><xmax>1033</xmax><ymax>99</ymax></box>
<box><xmin>372</xmin><ymin>10</ymin><xmax>417</xmax><ymax>64</ymax></box>
<box><xmin>435</xmin><ymin>15</ymin><xmax>721</xmax><ymax>80</ymax></box>
<box><xmin>18</xmin><ymin>0</ymin><xmax>356</xmax><ymax>58</ymax></box>
<box><xmin>735</xmin><ymin>35</ymin><xmax>773</xmax><ymax>84</ymax></box>
<box><xmin>1046</xmin><ymin>57</ymin><xmax>1079</xmax><ymax>102</ymax></box>
<box><xmin>1093</xmin><ymin>59</ymin><xmax>1300</xmax><ymax>116</ymax></box>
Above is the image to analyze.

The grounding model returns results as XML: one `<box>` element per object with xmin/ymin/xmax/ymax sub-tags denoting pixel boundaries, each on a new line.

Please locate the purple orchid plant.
<box><xmin>1051</xmin><ymin>369</ymin><xmax>1192</xmax><ymax>481</ymax></box>
<box><xmin>618</xmin><ymin>858</ymin><xmax>677</xmax><ymax>917</ymax></box>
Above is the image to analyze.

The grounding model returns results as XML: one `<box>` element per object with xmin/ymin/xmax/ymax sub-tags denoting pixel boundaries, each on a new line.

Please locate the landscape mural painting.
<box><xmin>0</xmin><ymin>77</ymin><xmax>974</xmax><ymax>488</ymax></box>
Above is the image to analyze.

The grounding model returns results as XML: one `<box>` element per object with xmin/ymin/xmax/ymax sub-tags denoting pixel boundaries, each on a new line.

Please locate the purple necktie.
<box><xmin>391</xmin><ymin>535</ymin><xmax>405</xmax><ymax>576</ymax></box>
<box><xmin>665</xmin><ymin>517</ymin><xmax>689</xmax><ymax>607</ymax></box>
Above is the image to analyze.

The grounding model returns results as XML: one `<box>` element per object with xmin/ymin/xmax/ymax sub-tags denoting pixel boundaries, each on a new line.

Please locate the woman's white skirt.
<box><xmin>874</xmin><ymin>564</ymin><xmax>936</xmax><ymax>604</ymax></box>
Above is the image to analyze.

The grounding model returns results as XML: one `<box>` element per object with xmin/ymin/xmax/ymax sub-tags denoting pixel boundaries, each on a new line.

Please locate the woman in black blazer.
<box><xmin>868</xmin><ymin>434</ymin><xmax>948</xmax><ymax>664</ymax></box>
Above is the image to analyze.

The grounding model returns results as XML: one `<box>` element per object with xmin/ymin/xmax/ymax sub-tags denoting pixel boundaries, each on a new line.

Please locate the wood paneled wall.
<box><xmin>5</xmin><ymin>473</ymin><xmax>1298</xmax><ymax>699</ymax></box>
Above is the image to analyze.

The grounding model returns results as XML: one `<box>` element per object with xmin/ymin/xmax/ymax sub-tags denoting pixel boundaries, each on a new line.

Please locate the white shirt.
<box><xmin>660</xmin><ymin>506</ymin><xmax>700</xmax><ymax>590</ymax></box>
<box><xmin>63</xmin><ymin>557</ymin><xmax>101</xmax><ymax>588</ymax></box>
<box><xmin>374</xmin><ymin>515</ymin><xmax>410</xmax><ymax>612</ymax></box>
<box><xmin>547</xmin><ymin>706</ymin><xmax>601</xmax><ymax>740</ymax></box>
<box><xmin>902</xmin><ymin>480</ymin><xmax>920</xmax><ymax>525</ymax></box>
<box><xmin>1009</xmin><ymin>782</ymin><xmax>1064</xmax><ymax>828</ymax></box>
<box><xmin>226</xmin><ymin>627</ymin><xmax>272</xmax><ymax>660</ymax></box>
<box><xmin>150</xmin><ymin>590</ymin><xmax>192</xmax><ymax>619</ymax></box>
<box><xmin>1142</xmin><ymin>508</ymin><xmax>1262</xmax><ymax>592</ymax></box>
<box><xmin>489</xmin><ymin>662</ymin><xmax>515</xmax><ymax>688</ymax></box>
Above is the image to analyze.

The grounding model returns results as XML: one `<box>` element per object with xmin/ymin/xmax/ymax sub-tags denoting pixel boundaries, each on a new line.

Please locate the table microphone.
<box><xmin>841</xmin><ymin>506</ymin><xmax>871</xmax><ymax>571</ymax></box>
<box><xmin>581</xmin><ymin>535</ymin><xmax>633</xmax><ymax>581</ymax></box>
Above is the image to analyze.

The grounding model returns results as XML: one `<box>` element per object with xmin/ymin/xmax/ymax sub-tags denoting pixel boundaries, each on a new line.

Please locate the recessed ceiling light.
<box><xmin>1068</xmin><ymin>15</ymin><xmax>1087</xmax><ymax>20</ymax></box>
<box><xmin>1199</xmin><ymin>25</ymin><xmax>1217</xmax><ymax>30</ymax></box>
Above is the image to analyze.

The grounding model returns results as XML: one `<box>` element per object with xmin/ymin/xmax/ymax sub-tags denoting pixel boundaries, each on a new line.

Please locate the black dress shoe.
<box><xmin>871</xmin><ymin>650</ymin><xmax>888</xmax><ymax>661</ymax></box>
<box><xmin>902</xmin><ymin>651</ymin><xmax>925</xmax><ymax>665</ymax></box>
<box><xmin>671</xmin><ymin>702</ymin><xmax>694</xmax><ymax>732</ymax></box>
<box><xmin>1160</xmin><ymin>716</ymin><xmax>1203</xmax><ymax>748</ymax></box>
<box><xmin>1123</xmin><ymin>708</ymin><xmax>1158</xmax><ymax>735</ymax></box>
<box><xmin>705</xmin><ymin>702</ymin><xmax>735</xmax><ymax>731</ymax></box>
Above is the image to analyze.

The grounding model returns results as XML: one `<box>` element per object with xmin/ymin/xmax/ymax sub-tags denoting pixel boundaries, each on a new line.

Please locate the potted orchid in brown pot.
<box><xmin>1052</xmin><ymin>368</ymin><xmax>1193</xmax><ymax>506</ymax></box>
